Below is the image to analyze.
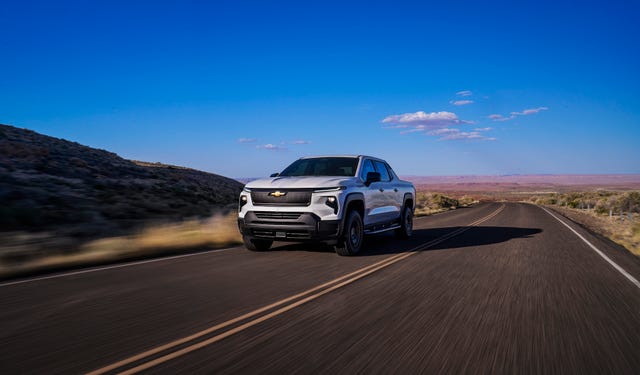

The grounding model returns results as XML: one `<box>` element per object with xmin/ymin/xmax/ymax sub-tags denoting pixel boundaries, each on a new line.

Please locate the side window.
<box><xmin>373</xmin><ymin>161</ymin><xmax>391</xmax><ymax>182</ymax></box>
<box><xmin>360</xmin><ymin>159</ymin><xmax>375</xmax><ymax>180</ymax></box>
<box><xmin>384</xmin><ymin>163</ymin><xmax>397</xmax><ymax>180</ymax></box>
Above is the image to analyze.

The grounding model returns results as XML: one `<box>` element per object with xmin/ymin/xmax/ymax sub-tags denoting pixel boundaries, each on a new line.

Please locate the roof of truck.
<box><xmin>299</xmin><ymin>155</ymin><xmax>383</xmax><ymax>160</ymax></box>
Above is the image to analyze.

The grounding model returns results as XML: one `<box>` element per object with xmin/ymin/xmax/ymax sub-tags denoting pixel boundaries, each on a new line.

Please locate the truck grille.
<box><xmin>252</xmin><ymin>229</ymin><xmax>311</xmax><ymax>239</ymax></box>
<box><xmin>250</xmin><ymin>189</ymin><xmax>312</xmax><ymax>206</ymax></box>
<box><xmin>254</xmin><ymin>212</ymin><xmax>302</xmax><ymax>220</ymax></box>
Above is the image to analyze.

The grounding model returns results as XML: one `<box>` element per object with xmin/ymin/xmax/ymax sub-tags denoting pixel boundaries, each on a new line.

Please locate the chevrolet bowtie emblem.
<box><xmin>269</xmin><ymin>191</ymin><xmax>287</xmax><ymax>197</ymax></box>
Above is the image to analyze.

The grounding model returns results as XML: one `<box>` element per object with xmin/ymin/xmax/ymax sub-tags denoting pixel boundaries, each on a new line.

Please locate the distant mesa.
<box><xmin>402</xmin><ymin>174</ymin><xmax>640</xmax><ymax>193</ymax></box>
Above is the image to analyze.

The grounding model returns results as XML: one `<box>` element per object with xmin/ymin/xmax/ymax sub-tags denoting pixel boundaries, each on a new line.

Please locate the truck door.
<box><xmin>360</xmin><ymin>159</ymin><xmax>386</xmax><ymax>226</ymax></box>
<box><xmin>372</xmin><ymin>160</ymin><xmax>402</xmax><ymax>223</ymax></box>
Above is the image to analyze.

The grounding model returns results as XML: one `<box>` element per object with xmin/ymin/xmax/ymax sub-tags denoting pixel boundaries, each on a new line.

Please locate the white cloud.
<box><xmin>450</xmin><ymin>100</ymin><xmax>474</xmax><ymax>106</ymax></box>
<box><xmin>237</xmin><ymin>137</ymin><xmax>257</xmax><ymax>143</ymax></box>
<box><xmin>489</xmin><ymin>106</ymin><xmax>548</xmax><ymax>122</ymax></box>
<box><xmin>488</xmin><ymin>114</ymin><xmax>515</xmax><ymax>122</ymax></box>
<box><xmin>428</xmin><ymin>128</ymin><xmax>458</xmax><ymax>136</ymax></box>
<box><xmin>382</xmin><ymin>110</ymin><xmax>486</xmax><ymax>141</ymax></box>
<box><xmin>511</xmin><ymin>107</ymin><xmax>549</xmax><ymax>116</ymax></box>
<box><xmin>257</xmin><ymin>143</ymin><xmax>287</xmax><ymax>151</ymax></box>
<box><xmin>382</xmin><ymin>124</ymin><xmax>409</xmax><ymax>129</ymax></box>
<box><xmin>291</xmin><ymin>140</ymin><xmax>311</xmax><ymax>145</ymax></box>
<box><xmin>456</xmin><ymin>90</ymin><xmax>472</xmax><ymax>97</ymax></box>
<box><xmin>382</xmin><ymin>111</ymin><xmax>472</xmax><ymax>129</ymax></box>
<box><xmin>428</xmin><ymin>128</ymin><xmax>495</xmax><ymax>141</ymax></box>
<box><xmin>399</xmin><ymin>126</ymin><xmax>426</xmax><ymax>135</ymax></box>
<box><xmin>474</xmin><ymin>127</ymin><xmax>493</xmax><ymax>131</ymax></box>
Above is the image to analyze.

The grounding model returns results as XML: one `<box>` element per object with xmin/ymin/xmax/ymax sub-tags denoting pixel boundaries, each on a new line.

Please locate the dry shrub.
<box><xmin>414</xmin><ymin>192</ymin><xmax>476</xmax><ymax>216</ymax></box>
<box><xmin>0</xmin><ymin>213</ymin><xmax>242</xmax><ymax>278</ymax></box>
<box><xmin>83</xmin><ymin>213</ymin><xmax>241</xmax><ymax>255</ymax></box>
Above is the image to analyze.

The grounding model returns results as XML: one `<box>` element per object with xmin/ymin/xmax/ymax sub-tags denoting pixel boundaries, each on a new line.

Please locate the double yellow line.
<box><xmin>88</xmin><ymin>204</ymin><xmax>505</xmax><ymax>375</ymax></box>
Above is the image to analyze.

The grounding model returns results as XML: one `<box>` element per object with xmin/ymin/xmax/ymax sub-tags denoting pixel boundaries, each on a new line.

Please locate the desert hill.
<box><xmin>0</xmin><ymin>124</ymin><xmax>243</xmax><ymax>237</ymax></box>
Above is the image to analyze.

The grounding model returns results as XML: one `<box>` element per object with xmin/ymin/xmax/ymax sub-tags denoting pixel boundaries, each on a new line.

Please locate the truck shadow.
<box><xmin>364</xmin><ymin>226</ymin><xmax>543</xmax><ymax>256</ymax></box>
<box><xmin>272</xmin><ymin>226</ymin><xmax>542</xmax><ymax>255</ymax></box>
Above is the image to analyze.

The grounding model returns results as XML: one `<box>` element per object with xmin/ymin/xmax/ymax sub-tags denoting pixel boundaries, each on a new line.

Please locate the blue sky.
<box><xmin>1</xmin><ymin>0</ymin><xmax>639</xmax><ymax>177</ymax></box>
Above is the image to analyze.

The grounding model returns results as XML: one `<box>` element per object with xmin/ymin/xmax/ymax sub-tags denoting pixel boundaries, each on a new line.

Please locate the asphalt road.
<box><xmin>1</xmin><ymin>203</ymin><xmax>639</xmax><ymax>374</ymax></box>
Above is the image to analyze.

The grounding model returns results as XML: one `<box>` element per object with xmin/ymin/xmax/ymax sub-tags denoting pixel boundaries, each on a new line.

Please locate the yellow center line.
<box><xmin>87</xmin><ymin>203</ymin><xmax>504</xmax><ymax>375</ymax></box>
<box><xmin>118</xmin><ymin>252</ymin><xmax>416</xmax><ymax>375</ymax></box>
<box><xmin>86</xmin><ymin>253</ymin><xmax>410</xmax><ymax>375</ymax></box>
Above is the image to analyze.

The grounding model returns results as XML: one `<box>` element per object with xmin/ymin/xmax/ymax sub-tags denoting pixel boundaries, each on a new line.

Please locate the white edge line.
<box><xmin>0</xmin><ymin>247</ymin><xmax>239</xmax><ymax>288</ymax></box>
<box><xmin>541</xmin><ymin>206</ymin><xmax>640</xmax><ymax>290</ymax></box>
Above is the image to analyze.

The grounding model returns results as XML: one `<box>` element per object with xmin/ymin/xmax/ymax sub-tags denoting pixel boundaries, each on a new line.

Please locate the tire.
<box><xmin>243</xmin><ymin>236</ymin><xmax>272</xmax><ymax>251</ymax></box>
<box><xmin>395</xmin><ymin>205</ymin><xmax>413</xmax><ymax>239</ymax></box>
<box><xmin>334</xmin><ymin>210</ymin><xmax>364</xmax><ymax>256</ymax></box>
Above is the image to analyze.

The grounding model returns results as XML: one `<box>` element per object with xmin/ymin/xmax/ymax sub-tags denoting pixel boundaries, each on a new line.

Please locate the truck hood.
<box><xmin>245</xmin><ymin>176</ymin><xmax>355</xmax><ymax>189</ymax></box>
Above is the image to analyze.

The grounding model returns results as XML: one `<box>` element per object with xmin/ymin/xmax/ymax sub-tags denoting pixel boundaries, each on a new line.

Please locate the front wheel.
<box><xmin>395</xmin><ymin>206</ymin><xmax>413</xmax><ymax>239</ymax></box>
<box><xmin>243</xmin><ymin>236</ymin><xmax>273</xmax><ymax>251</ymax></box>
<box><xmin>334</xmin><ymin>210</ymin><xmax>364</xmax><ymax>256</ymax></box>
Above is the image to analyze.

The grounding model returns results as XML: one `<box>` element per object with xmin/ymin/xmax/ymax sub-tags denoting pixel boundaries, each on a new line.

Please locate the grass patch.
<box><xmin>414</xmin><ymin>191</ymin><xmax>478</xmax><ymax>216</ymax></box>
<box><xmin>0</xmin><ymin>213</ymin><xmax>241</xmax><ymax>279</ymax></box>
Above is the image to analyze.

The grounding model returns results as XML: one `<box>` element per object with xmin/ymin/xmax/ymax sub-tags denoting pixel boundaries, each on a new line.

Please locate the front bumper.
<box><xmin>238</xmin><ymin>211</ymin><xmax>341</xmax><ymax>242</ymax></box>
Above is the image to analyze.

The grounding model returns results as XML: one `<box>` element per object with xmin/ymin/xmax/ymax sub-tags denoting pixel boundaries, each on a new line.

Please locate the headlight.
<box><xmin>325</xmin><ymin>196</ymin><xmax>338</xmax><ymax>213</ymax></box>
<box><xmin>239</xmin><ymin>194</ymin><xmax>248</xmax><ymax>209</ymax></box>
<box><xmin>242</xmin><ymin>187</ymin><xmax>252</xmax><ymax>193</ymax></box>
<box><xmin>314</xmin><ymin>186</ymin><xmax>346</xmax><ymax>193</ymax></box>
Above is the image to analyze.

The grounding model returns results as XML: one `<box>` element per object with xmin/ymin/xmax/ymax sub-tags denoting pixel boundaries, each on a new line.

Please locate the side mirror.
<box><xmin>270</xmin><ymin>173</ymin><xmax>280</xmax><ymax>178</ymax></box>
<box><xmin>365</xmin><ymin>171</ymin><xmax>381</xmax><ymax>186</ymax></box>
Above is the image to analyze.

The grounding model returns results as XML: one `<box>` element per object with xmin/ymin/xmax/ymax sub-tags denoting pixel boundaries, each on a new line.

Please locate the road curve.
<box><xmin>0</xmin><ymin>203</ymin><xmax>639</xmax><ymax>374</ymax></box>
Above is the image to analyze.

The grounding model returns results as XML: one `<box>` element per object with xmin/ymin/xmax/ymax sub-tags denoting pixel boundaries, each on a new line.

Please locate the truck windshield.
<box><xmin>279</xmin><ymin>157</ymin><xmax>359</xmax><ymax>177</ymax></box>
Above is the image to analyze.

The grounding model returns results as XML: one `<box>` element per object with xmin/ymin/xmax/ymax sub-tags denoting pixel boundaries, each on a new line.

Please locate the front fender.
<box><xmin>338</xmin><ymin>192</ymin><xmax>365</xmax><ymax>238</ymax></box>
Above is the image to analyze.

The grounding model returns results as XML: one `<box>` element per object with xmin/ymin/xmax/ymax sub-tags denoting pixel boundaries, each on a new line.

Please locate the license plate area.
<box><xmin>276</xmin><ymin>231</ymin><xmax>286</xmax><ymax>238</ymax></box>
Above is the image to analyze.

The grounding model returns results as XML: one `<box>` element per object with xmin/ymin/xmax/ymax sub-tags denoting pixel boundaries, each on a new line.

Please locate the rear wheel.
<box><xmin>395</xmin><ymin>206</ymin><xmax>413</xmax><ymax>239</ymax></box>
<box><xmin>334</xmin><ymin>210</ymin><xmax>364</xmax><ymax>256</ymax></box>
<box><xmin>243</xmin><ymin>236</ymin><xmax>273</xmax><ymax>251</ymax></box>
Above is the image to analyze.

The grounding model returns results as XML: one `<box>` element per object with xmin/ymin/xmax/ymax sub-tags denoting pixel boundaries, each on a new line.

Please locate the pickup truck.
<box><xmin>237</xmin><ymin>155</ymin><xmax>416</xmax><ymax>255</ymax></box>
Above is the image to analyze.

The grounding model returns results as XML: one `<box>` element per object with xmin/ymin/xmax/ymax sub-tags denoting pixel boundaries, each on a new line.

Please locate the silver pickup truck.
<box><xmin>237</xmin><ymin>155</ymin><xmax>416</xmax><ymax>255</ymax></box>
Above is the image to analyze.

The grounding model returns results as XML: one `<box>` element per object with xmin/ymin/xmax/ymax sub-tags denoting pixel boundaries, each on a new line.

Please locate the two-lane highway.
<box><xmin>1</xmin><ymin>203</ymin><xmax>639</xmax><ymax>374</ymax></box>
